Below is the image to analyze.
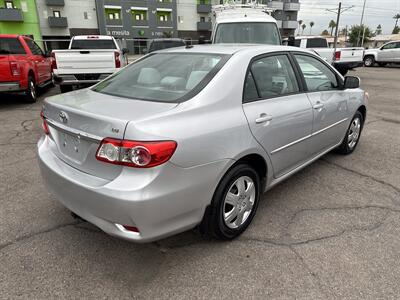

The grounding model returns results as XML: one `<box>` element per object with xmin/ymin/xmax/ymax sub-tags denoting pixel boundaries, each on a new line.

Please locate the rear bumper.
<box><xmin>37</xmin><ymin>135</ymin><xmax>230</xmax><ymax>243</ymax></box>
<box><xmin>0</xmin><ymin>82</ymin><xmax>20</xmax><ymax>92</ymax></box>
<box><xmin>334</xmin><ymin>61</ymin><xmax>364</xmax><ymax>70</ymax></box>
<box><xmin>54</xmin><ymin>74</ymin><xmax>112</xmax><ymax>86</ymax></box>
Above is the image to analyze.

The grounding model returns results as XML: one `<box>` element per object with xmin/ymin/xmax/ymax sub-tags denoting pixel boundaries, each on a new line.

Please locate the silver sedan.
<box><xmin>38</xmin><ymin>45</ymin><xmax>368</xmax><ymax>242</ymax></box>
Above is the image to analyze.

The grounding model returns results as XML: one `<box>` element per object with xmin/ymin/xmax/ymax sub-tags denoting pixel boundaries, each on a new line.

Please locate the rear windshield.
<box><xmin>214</xmin><ymin>22</ymin><xmax>281</xmax><ymax>45</ymax></box>
<box><xmin>306</xmin><ymin>38</ymin><xmax>328</xmax><ymax>48</ymax></box>
<box><xmin>0</xmin><ymin>38</ymin><xmax>26</xmax><ymax>55</ymax></box>
<box><xmin>149</xmin><ymin>40</ymin><xmax>186</xmax><ymax>52</ymax></box>
<box><xmin>70</xmin><ymin>39</ymin><xmax>117</xmax><ymax>50</ymax></box>
<box><xmin>92</xmin><ymin>53</ymin><xmax>228</xmax><ymax>103</ymax></box>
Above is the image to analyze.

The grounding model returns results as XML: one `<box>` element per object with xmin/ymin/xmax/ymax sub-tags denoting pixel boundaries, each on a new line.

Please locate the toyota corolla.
<box><xmin>38</xmin><ymin>45</ymin><xmax>367</xmax><ymax>242</ymax></box>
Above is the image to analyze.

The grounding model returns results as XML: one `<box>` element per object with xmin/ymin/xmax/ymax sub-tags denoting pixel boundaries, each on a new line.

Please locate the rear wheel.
<box><xmin>336</xmin><ymin>111</ymin><xmax>364</xmax><ymax>155</ymax></box>
<box><xmin>364</xmin><ymin>56</ymin><xmax>375</xmax><ymax>67</ymax></box>
<box><xmin>200</xmin><ymin>164</ymin><xmax>261</xmax><ymax>240</ymax></box>
<box><xmin>25</xmin><ymin>76</ymin><xmax>37</xmax><ymax>103</ymax></box>
<box><xmin>60</xmin><ymin>85</ymin><xmax>73</xmax><ymax>93</ymax></box>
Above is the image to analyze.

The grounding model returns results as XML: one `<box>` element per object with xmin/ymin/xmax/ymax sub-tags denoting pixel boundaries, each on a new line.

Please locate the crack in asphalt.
<box><xmin>321</xmin><ymin>159</ymin><xmax>400</xmax><ymax>195</ymax></box>
<box><xmin>0</xmin><ymin>220</ymin><xmax>82</xmax><ymax>252</ymax></box>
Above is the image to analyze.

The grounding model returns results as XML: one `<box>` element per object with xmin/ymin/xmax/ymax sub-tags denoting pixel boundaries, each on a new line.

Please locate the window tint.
<box><xmin>250</xmin><ymin>55</ymin><xmax>299</xmax><ymax>99</ymax></box>
<box><xmin>295</xmin><ymin>54</ymin><xmax>338</xmax><ymax>92</ymax></box>
<box><xmin>294</xmin><ymin>39</ymin><xmax>301</xmax><ymax>47</ymax></box>
<box><xmin>70</xmin><ymin>39</ymin><xmax>116</xmax><ymax>49</ymax></box>
<box><xmin>25</xmin><ymin>39</ymin><xmax>43</xmax><ymax>55</ymax></box>
<box><xmin>93</xmin><ymin>53</ymin><xmax>227</xmax><ymax>103</ymax></box>
<box><xmin>0</xmin><ymin>38</ymin><xmax>26</xmax><ymax>54</ymax></box>
<box><xmin>306</xmin><ymin>38</ymin><xmax>328</xmax><ymax>48</ymax></box>
<box><xmin>243</xmin><ymin>71</ymin><xmax>259</xmax><ymax>102</ymax></box>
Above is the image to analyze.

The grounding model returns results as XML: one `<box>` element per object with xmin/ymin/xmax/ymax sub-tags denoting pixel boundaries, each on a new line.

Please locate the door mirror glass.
<box><xmin>344</xmin><ymin>76</ymin><xmax>360</xmax><ymax>89</ymax></box>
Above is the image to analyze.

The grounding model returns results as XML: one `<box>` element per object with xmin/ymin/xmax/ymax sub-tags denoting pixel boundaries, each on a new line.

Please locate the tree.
<box><xmin>376</xmin><ymin>24</ymin><xmax>382</xmax><ymax>35</ymax></box>
<box><xmin>321</xmin><ymin>29</ymin><xmax>330</xmax><ymax>36</ymax></box>
<box><xmin>309</xmin><ymin>21</ymin><xmax>315</xmax><ymax>35</ymax></box>
<box><xmin>393</xmin><ymin>26</ymin><xmax>400</xmax><ymax>34</ymax></box>
<box><xmin>394</xmin><ymin>13</ymin><xmax>400</xmax><ymax>33</ymax></box>
<box><xmin>348</xmin><ymin>25</ymin><xmax>373</xmax><ymax>47</ymax></box>
<box><xmin>298</xmin><ymin>20</ymin><xmax>303</xmax><ymax>35</ymax></box>
<box><xmin>328</xmin><ymin>20</ymin><xmax>336</xmax><ymax>36</ymax></box>
<box><xmin>301</xmin><ymin>23</ymin><xmax>306</xmax><ymax>35</ymax></box>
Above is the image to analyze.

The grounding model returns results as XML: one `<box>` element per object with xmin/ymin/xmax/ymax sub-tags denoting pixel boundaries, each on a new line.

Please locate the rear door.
<box><xmin>242</xmin><ymin>53</ymin><xmax>314</xmax><ymax>178</ymax></box>
<box><xmin>293</xmin><ymin>53</ymin><xmax>349</xmax><ymax>155</ymax></box>
<box><xmin>394</xmin><ymin>42</ymin><xmax>400</xmax><ymax>62</ymax></box>
<box><xmin>24</xmin><ymin>38</ymin><xmax>50</xmax><ymax>83</ymax></box>
<box><xmin>378</xmin><ymin>42</ymin><xmax>397</xmax><ymax>62</ymax></box>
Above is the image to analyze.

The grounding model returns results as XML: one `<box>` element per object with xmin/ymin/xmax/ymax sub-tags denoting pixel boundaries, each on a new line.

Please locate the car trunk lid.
<box><xmin>43</xmin><ymin>89</ymin><xmax>178</xmax><ymax>180</ymax></box>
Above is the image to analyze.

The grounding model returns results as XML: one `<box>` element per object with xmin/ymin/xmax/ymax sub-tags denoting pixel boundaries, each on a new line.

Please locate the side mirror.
<box><xmin>344</xmin><ymin>76</ymin><xmax>360</xmax><ymax>89</ymax></box>
<box><xmin>122</xmin><ymin>48</ymin><xmax>129</xmax><ymax>54</ymax></box>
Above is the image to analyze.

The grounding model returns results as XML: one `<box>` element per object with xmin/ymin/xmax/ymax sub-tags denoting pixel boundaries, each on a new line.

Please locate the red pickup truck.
<box><xmin>0</xmin><ymin>34</ymin><xmax>53</xmax><ymax>102</ymax></box>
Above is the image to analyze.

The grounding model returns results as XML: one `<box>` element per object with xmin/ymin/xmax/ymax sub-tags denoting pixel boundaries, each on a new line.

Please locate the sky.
<box><xmin>298</xmin><ymin>0</ymin><xmax>400</xmax><ymax>35</ymax></box>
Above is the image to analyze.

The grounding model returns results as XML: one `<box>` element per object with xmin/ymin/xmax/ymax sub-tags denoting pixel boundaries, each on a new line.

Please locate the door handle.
<box><xmin>313</xmin><ymin>102</ymin><xmax>324</xmax><ymax>110</ymax></box>
<box><xmin>255</xmin><ymin>114</ymin><xmax>273</xmax><ymax>124</ymax></box>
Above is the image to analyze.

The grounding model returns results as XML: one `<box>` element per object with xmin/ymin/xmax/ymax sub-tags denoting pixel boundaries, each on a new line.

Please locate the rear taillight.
<box><xmin>51</xmin><ymin>52</ymin><xmax>57</xmax><ymax>69</ymax></box>
<box><xmin>96</xmin><ymin>138</ymin><xmax>177</xmax><ymax>168</ymax></box>
<box><xmin>114</xmin><ymin>51</ymin><xmax>121</xmax><ymax>68</ymax></box>
<box><xmin>334</xmin><ymin>51</ymin><xmax>341</xmax><ymax>61</ymax></box>
<box><xmin>10</xmin><ymin>61</ymin><xmax>20</xmax><ymax>76</ymax></box>
<box><xmin>40</xmin><ymin>110</ymin><xmax>50</xmax><ymax>135</ymax></box>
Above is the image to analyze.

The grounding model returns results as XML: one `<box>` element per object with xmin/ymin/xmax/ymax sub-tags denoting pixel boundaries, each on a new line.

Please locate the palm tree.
<box><xmin>301</xmin><ymin>23</ymin><xmax>306</xmax><ymax>35</ymax></box>
<box><xmin>393</xmin><ymin>13</ymin><xmax>400</xmax><ymax>33</ymax></box>
<box><xmin>309</xmin><ymin>21</ymin><xmax>315</xmax><ymax>35</ymax></box>
<box><xmin>328</xmin><ymin>20</ymin><xmax>336</xmax><ymax>36</ymax></box>
<box><xmin>298</xmin><ymin>20</ymin><xmax>303</xmax><ymax>36</ymax></box>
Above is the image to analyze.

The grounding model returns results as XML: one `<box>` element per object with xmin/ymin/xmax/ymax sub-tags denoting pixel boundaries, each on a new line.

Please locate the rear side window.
<box><xmin>25</xmin><ymin>39</ymin><xmax>44</xmax><ymax>55</ymax></box>
<box><xmin>247</xmin><ymin>54</ymin><xmax>299</xmax><ymax>99</ymax></box>
<box><xmin>306</xmin><ymin>38</ymin><xmax>328</xmax><ymax>48</ymax></box>
<box><xmin>70</xmin><ymin>39</ymin><xmax>117</xmax><ymax>49</ymax></box>
<box><xmin>0</xmin><ymin>38</ymin><xmax>26</xmax><ymax>54</ymax></box>
<box><xmin>294</xmin><ymin>54</ymin><xmax>338</xmax><ymax>92</ymax></box>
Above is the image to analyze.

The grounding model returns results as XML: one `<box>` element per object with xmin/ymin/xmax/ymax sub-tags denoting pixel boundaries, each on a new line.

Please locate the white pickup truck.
<box><xmin>52</xmin><ymin>35</ymin><xmax>129</xmax><ymax>93</ymax></box>
<box><xmin>284</xmin><ymin>36</ymin><xmax>364</xmax><ymax>75</ymax></box>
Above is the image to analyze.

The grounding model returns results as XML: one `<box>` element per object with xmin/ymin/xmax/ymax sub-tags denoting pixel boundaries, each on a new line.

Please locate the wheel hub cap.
<box><xmin>348</xmin><ymin>117</ymin><xmax>361</xmax><ymax>149</ymax></box>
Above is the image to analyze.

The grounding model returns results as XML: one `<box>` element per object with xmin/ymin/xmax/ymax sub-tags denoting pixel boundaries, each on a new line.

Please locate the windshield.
<box><xmin>70</xmin><ymin>39</ymin><xmax>116</xmax><ymax>49</ymax></box>
<box><xmin>92</xmin><ymin>53</ymin><xmax>228</xmax><ymax>103</ymax></box>
<box><xmin>214</xmin><ymin>22</ymin><xmax>281</xmax><ymax>45</ymax></box>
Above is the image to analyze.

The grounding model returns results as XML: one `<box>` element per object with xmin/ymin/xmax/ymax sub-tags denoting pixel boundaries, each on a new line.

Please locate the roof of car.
<box><xmin>215</xmin><ymin>9</ymin><xmax>277</xmax><ymax>24</ymax></box>
<box><xmin>159</xmin><ymin>44</ymin><xmax>311</xmax><ymax>56</ymax></box>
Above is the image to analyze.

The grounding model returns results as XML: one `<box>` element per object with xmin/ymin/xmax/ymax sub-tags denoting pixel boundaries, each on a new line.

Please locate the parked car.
<box><xmin>363</xmin><ymin>41</ymin><xmax>400</xmax><ymax>67</ymax></box>
<box><xmin>51</xmin><ymin>35</ymin><xmax>129</xmax><ymax>93</ymax></box>
<box><xmin>283</xmin><ymin>36</ymin><xmax>364</xmax><ymax>75</ymax></box>
<box><xmin>147</xmin><ymin>38</ymin><xmax>186</xmax><ymax>53</ymax></box>
<box><xmin>0</xmin><ymin>34</ymin><xmax>53</xmax><ymax>102</ymax></box>
<box><xmin>38</xmin><ymin>45</ymin><xmax>367</xmax><ymax>243</ymax></box>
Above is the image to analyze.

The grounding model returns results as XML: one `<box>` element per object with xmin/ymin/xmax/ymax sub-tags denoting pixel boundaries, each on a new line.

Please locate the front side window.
<box><xmin>295</xmin><ymin>54</ymin><xmax>338</xmax><ymax>92</ymax></box>
<box><xmin>92</xmin><ymin>53</ymin><xmax>227</xmax><ymax>103</ymax></box>
<box><xmin>214</xmin><ymin>22</ymin><xmax>281</xmax><ymax>45</ymax></box>
<box><xmin>25</xmin><ymin>39</ymin><xmax>43</xmax><ymax>56</ymax></box>
<box><xmin>382</xmin><ymin>43</ymin><xmax>396</xmax><ymax>50</ymax></box>
<box><xmin>0</xmin><ymin>38</ymin><xmax>26</xmax><ymax>54</ymax></box>
<box><xmin>248</xmin><ymin>55</ymin><xmax>299</xmax><ymax>99</ymax></box>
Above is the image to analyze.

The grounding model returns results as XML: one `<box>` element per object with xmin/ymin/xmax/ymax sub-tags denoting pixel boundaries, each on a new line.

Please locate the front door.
<box><xmin>293</xmin><ymin>54</ymin><xmax>349</xmax><ymax>155</ymax></box>
<box><xmin>242</xmin><ymin>53</ymin><xmax>314</xmax><ymax>178</ymax></box>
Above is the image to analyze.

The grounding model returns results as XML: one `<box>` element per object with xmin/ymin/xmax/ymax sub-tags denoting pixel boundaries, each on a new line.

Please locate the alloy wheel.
<box><xmin>223</xmin><ymin>176</ymin><xmax>256</xmax><ymax>229</ymax></box>
<box><xmin>348</xmin><ymin>117</ymin><xmax>361</xmax><ymax>149</ymax></box>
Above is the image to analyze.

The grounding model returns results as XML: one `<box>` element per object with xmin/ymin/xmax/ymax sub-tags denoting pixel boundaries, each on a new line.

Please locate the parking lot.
<box><xmin>0</xmin><ymin>66</ymin><xmax>399</xmax><ymax>299</ymax></box>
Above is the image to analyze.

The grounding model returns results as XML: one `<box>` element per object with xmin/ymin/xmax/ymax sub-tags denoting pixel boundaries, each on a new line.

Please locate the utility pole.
<box><xmin>357</xmin><ymin>0</ymin><xmax>367</xmax><ymax>46</ymax></box>
<box><xmin>326</xmin><ymin>3</ymin><xmax>353</xmax><ymax>62</ymax></box>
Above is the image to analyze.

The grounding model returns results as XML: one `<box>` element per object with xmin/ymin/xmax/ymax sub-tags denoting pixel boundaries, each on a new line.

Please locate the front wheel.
<box><xmin>364</xmin><ymin>56</ymin><xmax>375</xmax><ymax>67</ymax></box>
<box><xmin>336</xmin><ymin>111</ymin><xmax>364</xmax><ymax>155</ymax></box>
<box><xmin>200</xmin><ymin>164</ymin><xmax>261</xmax><ymax>240</ymax></box>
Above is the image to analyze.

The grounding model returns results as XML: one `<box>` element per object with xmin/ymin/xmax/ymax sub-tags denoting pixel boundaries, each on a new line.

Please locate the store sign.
<box><xmin>106</xmin><ymin>29</ymin><xmax>131</xmax><ymax>37</ymax></box>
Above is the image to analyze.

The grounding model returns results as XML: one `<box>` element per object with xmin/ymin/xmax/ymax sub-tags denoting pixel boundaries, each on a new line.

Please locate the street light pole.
<box><xmin>358</xmin><ymin>0</ymin><xmax>367</xmax><ymax>46</ymax></box>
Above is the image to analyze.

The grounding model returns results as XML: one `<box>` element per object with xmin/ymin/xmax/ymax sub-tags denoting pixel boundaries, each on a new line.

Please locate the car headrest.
<box><xmin>160</xmin><ymin>76</ymin><xmax>186</xmax><ymax>90</ymax></box>
<box><xmin>137</xmin><ymin>68</ymin><xmax>161</xmax><ymax>85</ymax></box>
<box><xmin>186</xmin><ymin>71</ymin><xmax>208</xmax><ymax>90</ymax></box>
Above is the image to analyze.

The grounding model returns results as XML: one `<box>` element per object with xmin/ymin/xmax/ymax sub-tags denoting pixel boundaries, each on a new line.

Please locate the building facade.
<box><xmin>267</xmin><ymin>0</ymin><xmax>300</xmax><ymax>37</ymax></box>
<box><xmin>35</xmin><ymin>0</ymin><xmax>99</xmax><ymax>50</ymax></box>
<box><xmin>0</xmin><ymin>0</ymin><xmax>42</xmax><ymax>42</ymax></box>
<box><xmin>95</xmin><ymin>0</ymin><xmax>178</xmax><ymax>54</ymax></box>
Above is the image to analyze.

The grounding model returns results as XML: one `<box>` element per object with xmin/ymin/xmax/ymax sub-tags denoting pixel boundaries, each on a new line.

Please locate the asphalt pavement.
<box><xmin>0</xmin><ymin>66</ymin><xmax>399</xmax><ymax>299</ymax></box>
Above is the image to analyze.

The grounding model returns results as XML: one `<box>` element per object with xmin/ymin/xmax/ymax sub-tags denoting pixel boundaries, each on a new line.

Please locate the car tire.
<box><xmin>200</xmin><ymin>164</ymin><xmax>261</xmax><ymax>240</ymax></box>
<box><xmin>364</xmin><ymin>56</ymin><xmax>375</xmax><ymax>67</ymax></box>
<box><xmin>60</xmin><ymin>85</ymin><xmax>73</xmax><ymax>93</ymax></box>
<box><xmin>25</xmin><ymin>75</ymin><xmax>37</xmax><ymax>103</ymax></box>
<box><xmin>336</xmin><ymin>111</ymin><xmax>364</xmax><ymax>155</ymax></box>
